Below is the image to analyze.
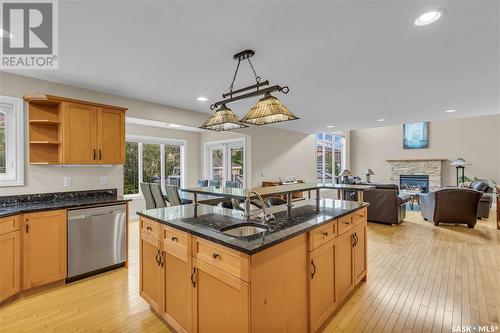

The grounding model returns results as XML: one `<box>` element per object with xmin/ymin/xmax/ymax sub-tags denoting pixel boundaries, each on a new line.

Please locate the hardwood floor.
<box><xmin>0</xmin><ymin>209</ymin><xmax>498</xmax><ymax>333</ymax></box>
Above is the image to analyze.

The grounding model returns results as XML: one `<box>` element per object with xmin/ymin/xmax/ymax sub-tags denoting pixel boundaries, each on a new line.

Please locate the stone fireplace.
<box><xmin>386</xmin><ymin>159</ymin><xmax>445</xmax><ymax>191</ymax></box>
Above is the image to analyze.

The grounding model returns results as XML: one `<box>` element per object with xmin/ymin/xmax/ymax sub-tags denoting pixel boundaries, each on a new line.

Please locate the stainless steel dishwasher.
<box><xmin>67</xmin><ymin>204</ymin><xmax>126</xmax><ymax>281</ymax></box>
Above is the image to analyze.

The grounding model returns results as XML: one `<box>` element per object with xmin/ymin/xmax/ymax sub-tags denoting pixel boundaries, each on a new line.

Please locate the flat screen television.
<box><xmin>403</xmin><ymin>122</ymin><xmax>429</xmax><ymax>149</ymax></box>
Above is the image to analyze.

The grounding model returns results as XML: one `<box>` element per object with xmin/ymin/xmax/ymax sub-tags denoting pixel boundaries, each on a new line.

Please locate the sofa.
<box><xmin>351</xmin><ymin>183</ymin><xmax>411</xmax><ymax>225</ymax></box>
<box><xmin>467</xmin><ymin>180</ymin><xmax>493</xmax><ymax>219</ymax></box>
<box><xmin>420</xmin><ymin>188</ymin><xmax>482</xmax><ymax>228</ymax></box>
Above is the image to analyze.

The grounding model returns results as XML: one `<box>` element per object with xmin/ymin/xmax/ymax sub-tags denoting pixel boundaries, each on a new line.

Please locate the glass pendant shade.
<box><xmin>241</xmin><ymin>93</ymin><xmax>299</xmax><ymax>125</ymax></box>
<box><xmin>199</xmin><ymin>105</ymin><xmax>248</xmax><ymax>131</ymax></box>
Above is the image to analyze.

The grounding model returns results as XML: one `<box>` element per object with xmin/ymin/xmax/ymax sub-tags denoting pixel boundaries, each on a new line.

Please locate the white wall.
<box><xmin>200</xmin><ymin>126</ymin><xmax>316</xmax><ymax>187</ymax></box>
<box><xmin>350</xmin><ymin>114</ymin><xmax>500</xmax><ymax>186</ymax></box>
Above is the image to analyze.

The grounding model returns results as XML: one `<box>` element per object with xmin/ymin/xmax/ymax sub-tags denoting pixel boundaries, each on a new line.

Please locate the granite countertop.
<box><xmin>0</xmin><ymin>189</ymin><xmax>131</xmax><ymax>218</ymax></box>
<box><xmin>138</xmin><ymin>198</ymin><xmax>368</xmax><ymax>255</ymax></box>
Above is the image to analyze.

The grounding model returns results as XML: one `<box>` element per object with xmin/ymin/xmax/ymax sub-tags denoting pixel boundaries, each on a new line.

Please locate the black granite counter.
<box><xmin>0</xmin><ymin>189</ymin><xmax>130</xmax><ymax>218</ymax></box>
<box><xmin>138</xmin><ymin>198</ymin><xmax>368</xmax><ymax>254</ymax></box>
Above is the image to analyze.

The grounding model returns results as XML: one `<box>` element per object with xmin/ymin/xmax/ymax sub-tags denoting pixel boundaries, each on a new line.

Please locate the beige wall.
<box><xmin>350</xmin><ymin>114</ymin><xmax>500</xmax><ymax>186</ymax></box>
<box><xmin>200</xmin><ymin>126</ymin><xmax>316</xmax><ymax>187</ymax></box>
<box><xmin>0</xmin><ymin>72</ymin><xmax>205</xmax><ymax>197</ymax></box>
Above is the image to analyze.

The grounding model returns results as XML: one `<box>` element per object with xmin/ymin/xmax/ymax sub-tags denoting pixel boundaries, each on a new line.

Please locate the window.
<box><xmin>0</xmin><ymin>96</ymin><xmax>24</xmax><ymax>187</ymax></box>
<box><xmin>124</xmin><ymin>135</ymin><xmax>186</xmax><ymax>196</ymax></box>
<box><xmin>205</xmin><ymin>138</ymin><xmax>246</xmax><ymax>188</ymax></box>
<box><xmin>316</xmin><ymin>133</ymin><xmax>346</xmax><ymax>184</ymax></box>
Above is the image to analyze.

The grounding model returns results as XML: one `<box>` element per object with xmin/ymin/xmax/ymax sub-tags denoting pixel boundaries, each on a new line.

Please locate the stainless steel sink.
<box><xmin>220</xmin><ymin>223</ymin><xmax>269</xmax><ymax>237</ymax></box>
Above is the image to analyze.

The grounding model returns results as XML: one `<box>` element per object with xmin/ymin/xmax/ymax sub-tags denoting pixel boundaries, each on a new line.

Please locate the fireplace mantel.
<box><xmin>385</xmin><ymin>158</ymin><xmax>447</xmax><ymax>162</ymax></box>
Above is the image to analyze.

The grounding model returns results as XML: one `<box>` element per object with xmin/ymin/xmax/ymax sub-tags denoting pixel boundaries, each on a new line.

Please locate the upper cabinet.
<box><xmin>24</xmin><ymin>95</ymin><xmax>127</xmax><ymax>165</ymax></box>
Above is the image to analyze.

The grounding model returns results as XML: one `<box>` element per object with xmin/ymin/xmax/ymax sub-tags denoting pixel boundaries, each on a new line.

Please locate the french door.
<box><xmin>206</xmin><ymin>141</ymin><xmax>245</xmax><ymax>188</ymax></box>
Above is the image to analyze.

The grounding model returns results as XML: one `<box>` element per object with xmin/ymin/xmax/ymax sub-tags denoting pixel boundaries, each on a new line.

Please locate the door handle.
<box><xmin>311</xmin><ymin>260</ymin><xmax>316</xmax><ymax>279</ymax></box>
<box><xmin>191</xmin><ymin>267</ymin><xmax>196</xmax><ymax>288</ymax></box>
<box><xmin>355</xmin><ymin>233</ymin><xmax>359</xmax><ymax>246</ymax></box>
<box><xmin>25</xmin><ymin>220</ymin><xmax>29</xmax><ymax>233</ymax></box>
<box><xmin>155</xmin><ymin>249</ymin><xmax>161</xmax><ymax>265</ymax></box>
<box><xmin>93</xmin><ymin>149</ymin><xmax>96</xmax><ymax>160</ymax></box>
<box><xmin>160</xmin><ymin>251</ymin><xmax>165</xmax><ymax>268</ymax></box>
<box><xmin>352</xmin><ymin>234</ymin><xmax>356</xmax><ymax>248</ymax></box>
<box><xmin>99</xmin><ymin>149</ymin><xmax>102</xmax><ymax>160</ymax></box>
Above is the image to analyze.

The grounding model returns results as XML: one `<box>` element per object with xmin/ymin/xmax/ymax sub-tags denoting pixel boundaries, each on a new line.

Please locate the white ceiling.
<box><xmin>7</xmin><ymin>0</ymin><xmax>500</xmax><ymax>133</ymax></box>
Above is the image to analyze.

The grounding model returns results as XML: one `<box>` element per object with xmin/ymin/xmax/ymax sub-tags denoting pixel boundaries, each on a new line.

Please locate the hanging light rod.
<box><xmin>211</xmin><ymin>84</ymin><xmax>289</xmax><ymax>110</ymax></box>
<box><xmin>222</xmin><ymin>80</ymin><xmax>269</xmax><ymax>98</ymax></box>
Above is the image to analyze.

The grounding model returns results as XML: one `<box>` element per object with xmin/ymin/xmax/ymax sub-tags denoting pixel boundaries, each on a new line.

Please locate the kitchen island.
<box><xmin>137</xmin><ymin>184</ymin><xmax>368</xmax><ymax>333</ymax></box>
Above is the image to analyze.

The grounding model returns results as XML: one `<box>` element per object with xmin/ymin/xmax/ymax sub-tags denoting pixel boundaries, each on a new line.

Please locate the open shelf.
<box><xmin>29</xmin><ymin>141</ymin><xmax>61</xmax><ymax>145</ymax></box>
<box><xmin>29</xmin><ymin>120</ymin><xmax>61</xmax><ymax>125</ymax></box>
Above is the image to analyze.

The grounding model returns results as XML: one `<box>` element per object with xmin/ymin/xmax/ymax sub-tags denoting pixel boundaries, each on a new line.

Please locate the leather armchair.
<box><xmin>469</xmin><ymin>180</ymin><xmax>493</xmax><ymax>219</ymax></box>
<box><xmin>357</xmin><ymin>183</ymin><xmax>411</xmax><ymax>225</ymax></box>
<box><xmin>420</xmin><ymin>188</ymin><xmax>482</xmax><ymax>228</ymax></box>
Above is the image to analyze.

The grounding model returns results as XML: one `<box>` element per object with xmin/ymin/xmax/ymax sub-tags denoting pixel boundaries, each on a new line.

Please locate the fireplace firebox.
<box><xmin>400</xmin><ymin>175</ymin><xmax>429</xmax><ymax>193</ymax></box>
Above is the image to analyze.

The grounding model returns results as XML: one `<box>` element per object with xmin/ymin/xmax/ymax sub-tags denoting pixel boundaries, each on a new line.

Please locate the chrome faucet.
<box><xmin>246</xmin><ymin>190</ymin><xmax>275</xmax><ymax>225</ymax></box>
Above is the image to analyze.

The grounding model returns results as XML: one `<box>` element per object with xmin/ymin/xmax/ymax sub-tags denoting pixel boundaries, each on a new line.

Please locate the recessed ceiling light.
<box><xmin>445</xmin><ymin>109</ymin><xmax>457</xmax><ymax>113</ymax></box>
<box><xmin>0</xmin><ymin>29</ymin><xmax>13</xmax><ymax>39</ymax></box>
<box><xmin>414</xmin><ymin>10</ymin><xmax>444</xmax><ymax>26</ymax></box>
<box><xmin>327</xmin><ymin>125</ymin><xmax>335</xmax><ymax>128</ymax></box>
<box><xmin>197</xmin><ymin>96</ymin><xmax>209</xmax><ymax>102</ymax></box>
<box><xmin>377</xmin><ymin>118</ymin><xmax>386</xmax><ymax>122</ymax></box>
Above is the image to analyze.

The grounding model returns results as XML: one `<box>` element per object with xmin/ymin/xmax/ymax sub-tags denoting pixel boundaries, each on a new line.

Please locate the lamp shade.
<box><xmin>365</xmin><ymin>169</ymin><xmax>375</xmax><ymax>175</ymax></box>
<box><xmin>339</xmin><ymin>169</ymin><xmax>353</xmax><ymax>177</ymax></box>
<box><xmin>450</xmin><ymin>158</ymin><xmax>471</xmax><ymax>167</ymax></box>
<box><xmin>240</xmin><ymin>93</ymin><xmax>299</xmax><ymax>125</ymax></box>
<box><xmin>199</xmin><ymin>104</ymin><xmax>248</xmax><ymax>131</ymax></box>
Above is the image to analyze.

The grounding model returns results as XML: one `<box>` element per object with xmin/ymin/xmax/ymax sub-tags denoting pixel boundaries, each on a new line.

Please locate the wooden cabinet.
<box><xmin>63</xmin><ymin>102</ymin><xmax>98</xmax><ymax>164</ymax></box>
<box><xmin>0</xmin><ymin>216</ymin><xmax>21</xmax><ymax>302</ymax></box>
<box><xmin>309</xmin><ymin>239</ymin><xmax>337</xmax><ymax>333</ymax></box>
<box><xmin>353</xmin><ymin>222</ymin><xmax>367</xmax><ymax>284</ymax></box>
<box><xmin>25</xmin><ymin>95</ymin><xmax>127</xmax><ymax>165</ymax></box>
<box><xmin>97</xmin><ymin>108</ymin><xmax>125</xmax><ymax>164</ymax></box>
<box><xmin>22</xmin><ymin>210</ymin><xmax>67</xmax><ymax>289</ymax></box>
<box><xmin>162</xmin><ymin>227</ymin><xmax>192</xmax><ymax>333</ymax></box>
<box><xmin>139</xmin><ymin>232</ymin><xmax>163</xmax><ymax>313</ymax></box>
<box><xmin>336</xmin><ymin>228</ymin><xmax>355</xmax><ymax>302</ymax></box>
<box><xmin>192</xmin><ymin>259</ymin><xmax>249</xmax><ymax>333</ymax></box>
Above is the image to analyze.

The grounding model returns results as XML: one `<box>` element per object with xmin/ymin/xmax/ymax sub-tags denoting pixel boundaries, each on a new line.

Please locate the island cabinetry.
<box><xmin>0</xmin><ymin>215</ymin><xmax>21</xmax><ymax>303</ymax></box>
<box><xmin>139</xmin><ymin>231</ymin><xmax>163</xmax><ymax>313</ymax></box>
<box><xmin>22</xmin><ymin>210</ymin><xmax>67</xmax><ymax>289</ymax></box>
<box><xmin>162</xmin><ymin>227</ymin><xmax>192</xmax><ymax>333</ymax></box>
<box><xmin>309</xmin><ymin>231</ymin><xmax>338</xmax><ymax>333</ymax></box>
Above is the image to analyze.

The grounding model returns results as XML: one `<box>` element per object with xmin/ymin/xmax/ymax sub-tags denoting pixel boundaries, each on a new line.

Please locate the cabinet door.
<box><xmin>23</xmin><ymin>210</ymin><xmax>67</xmax><ymax>289</ymax></box>
<box><xmin>192</xmin><ymin>259</ymin><xmax>249</xmax><ymax>333</ymax></box>
<box><xmin>353</xmin><ymin>223</ymin><xmax>367</xmax><ymax>284</ymax></box>
<box><xmin>163</xmin><ymin>251</ymin><xmax>192</xmax><ymax>333</ymax></box>
<box><xmin>97</xmin><ymin>108</ymin><xmax>125</xmax><ymax>164</ymax></box>
<box><xmin>140</xmin><ymin>233</ymin><xmax>163</xmax><ymax>313</ymax></box>
<box><xmin>62</xmin><ymin>102</ymin><xmax>98</xmax><ymax>164</ymax></box>
<box><xmin>336</xmin><ymin>230</ymin><xmax>355</xmax><ymax>302</ymax></box>
<box><xmin>0</xmin><ymin>230</ymin><xmax>21</xmax><ymax>302</ymax></box>
<box><xmin>310</xmin><ymin>239</ymin><xmax>337</xmax><ymax>333</ymax></box>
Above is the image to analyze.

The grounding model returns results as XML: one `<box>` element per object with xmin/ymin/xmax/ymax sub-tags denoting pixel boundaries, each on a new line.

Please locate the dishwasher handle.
<box><xmin>69</xmin><ymin>210</ymin><xmax>125</xmax><ymax>220</ymax></box>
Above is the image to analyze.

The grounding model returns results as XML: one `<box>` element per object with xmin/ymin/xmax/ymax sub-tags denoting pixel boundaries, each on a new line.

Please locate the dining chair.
<box><xmin>150</xmin><ymin>183</ymin><xmax>167</xmax><ymax>208</ymax></box>
<box><xmin>140</xmin><ymin>183</ymin><xmax>156</xmax><ymax>209</ymax></box>
<box><xmin>198</xmin><ymin>179</ymin><xmax>208</xmax><ymax>187</ymax></box>
<box><xmin>165</xmin><ymin>185</ymin><xmax>183</xmax><ymax>206</ymax></box>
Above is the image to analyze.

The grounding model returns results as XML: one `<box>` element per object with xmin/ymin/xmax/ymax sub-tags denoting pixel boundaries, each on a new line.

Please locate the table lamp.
<box><xmin>365</xmin><ymin>169</ymin><xmax>375</xmax><ymax>183</ymax></box>
<box><xmin>450</xmin><ymin>158</ymin><xmax>470</xmax><ymax>186</ymax></box>
<box><xmin>339</xmin><ymin>169</ymin><xmax>353</xmax><ymax>184</ymax></box>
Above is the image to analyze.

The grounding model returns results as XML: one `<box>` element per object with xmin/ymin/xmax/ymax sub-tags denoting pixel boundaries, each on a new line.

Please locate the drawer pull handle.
<box><xmin>212</xmin><ymin>253</ymin><xmax>220</xmax><ymax>260</ymax></box>
<box><xmin>311</xmin><ymin>260</ymin><xmax>316</xmax><ymax>279</ymax></box>
<box><xmin>322</xmin><ymin>231</ymin><xmax>329</xmax><ymax>237</ymax></box>
<box><xmin>171</xmin><ymin>236</ymin><xmax>178</xmax><ymax>242</ymax></box>
<box><xmin>146</xmin><ymin>226</ymin><xmax>152</xmax><ymax>231</ymax></box>
<box><xmin>344</xmin><ymin>221</ymin><xmax>350</xmax><ymax>225</ymax></box>
<box><xmin>191</xmin><ymin>268</ymin><xmax>196</xmax><ymax>288</ymax></box>
<box><xmin>25</xmin><ymin>220</ymin><xmax>30</xmax><ymax>233</ymax></box>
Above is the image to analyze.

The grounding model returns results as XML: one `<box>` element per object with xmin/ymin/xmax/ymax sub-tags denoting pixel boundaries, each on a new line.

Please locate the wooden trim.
<box><xmin>24</xmin><ymin>94</ymin><xmax>128</xmax><ymax>111</ymax></box>
<box><xmin>385</xmin><ymin>158</ymin><xmax>447</xmax><ymax>162</ymax></box>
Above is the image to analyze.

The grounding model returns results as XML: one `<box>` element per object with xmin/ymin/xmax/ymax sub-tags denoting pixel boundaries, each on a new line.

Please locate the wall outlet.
<box><xmin>100</xmin><ymin>176</ymin><xmax>108</xmax><ymax>185</ymax></box>
<box><xmin>64</xmin><ymin>177</ymin><xmax>72</xmax><ymax>187</ymax></box>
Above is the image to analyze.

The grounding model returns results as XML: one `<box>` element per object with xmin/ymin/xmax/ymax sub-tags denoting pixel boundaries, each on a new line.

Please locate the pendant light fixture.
<box><xmin>200</xmin><ymin>49</ymin><xmax>298</xmax><ymax>131</ymax></box>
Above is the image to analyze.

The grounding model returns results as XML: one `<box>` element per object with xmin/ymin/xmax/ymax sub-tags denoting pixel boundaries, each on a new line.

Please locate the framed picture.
<box><xmin>403</xmin><ymin>122</ymin><xmax>429</xmax><ymax>149</ymax></box>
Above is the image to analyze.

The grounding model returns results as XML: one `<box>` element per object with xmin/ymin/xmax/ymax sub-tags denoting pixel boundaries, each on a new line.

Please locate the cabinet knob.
<box><xmin>322</xmin><ymin>231</ymin><xmax>329</xmax><ymax>237</ymax></box>
<box><xmin>146</xmin><ymin>226</ymin><xmax>152</xmax><ymax>231</ymax></box>
<box><xmin>212</xmin><ymin>253</ymin><xmax>220</xmax><ymax>260</ymax></box>
<box><xmin>171</xmin><ymin>236</ymin><xmax>178</xmax><ymax>242</ymax></box>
